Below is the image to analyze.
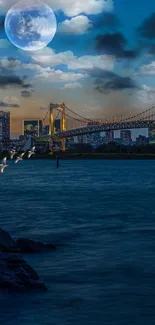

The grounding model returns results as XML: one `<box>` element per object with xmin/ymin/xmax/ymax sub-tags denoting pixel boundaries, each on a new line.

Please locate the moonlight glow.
<box><xmin>4</xmin><ymin>0</ymin><xmax>57</xmax><ymax>51</ymax></box>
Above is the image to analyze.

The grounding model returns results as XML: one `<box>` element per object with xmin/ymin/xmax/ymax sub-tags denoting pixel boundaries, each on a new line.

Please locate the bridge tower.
<box><xmin>49</xmin><ymin>103</ymin><xmax>55</xmax><ymax>135</ymax></box>
<box><xmin>48</xmin><ymin>103</ymin><xmax>55</xmax><ymax>151</ymax></box>
<box><xmin>48</xmin><ymin>102</ymin><xmax>66</xmax><ymax>152</ymax></box>
<box><xmin>59</xmin><ymin>102</ymin><xmax>66</xmax><ymax>152</ymax></box>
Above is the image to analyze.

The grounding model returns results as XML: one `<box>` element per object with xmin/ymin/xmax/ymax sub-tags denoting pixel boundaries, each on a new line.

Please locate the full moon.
<box><xmin>4</xmin><ymin>0</ymin><xmax>57</xmax><ymax>51</ymax></box>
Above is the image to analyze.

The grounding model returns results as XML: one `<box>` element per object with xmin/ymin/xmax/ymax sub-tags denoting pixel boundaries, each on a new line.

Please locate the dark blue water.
<box><xmin>0</xmin><ymin>159</ymin><xmax>155</xmax><ymax>325</ymax></box>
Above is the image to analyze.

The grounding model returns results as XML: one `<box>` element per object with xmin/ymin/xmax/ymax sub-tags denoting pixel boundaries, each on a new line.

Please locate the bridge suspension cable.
<box><xmin>64</xmin><ymin>105</ymin><xmax>94</xmax><ymax>122</ymax></box>
<box><xmin>42</xmin><ymin>103</ymin><xmax>155</xmax><ymax>130</ymax></box>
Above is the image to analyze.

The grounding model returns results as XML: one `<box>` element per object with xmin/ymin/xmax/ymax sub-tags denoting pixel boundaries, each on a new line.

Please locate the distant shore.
<box><xmin>17</xmin><ymin>153</ymin><xmax>155</xmax><ymax>160</ymax></box>
<box><xmin>2</xmin><ymin>152</ymin><xmax>155</xmax><ymax>160</ymax></box>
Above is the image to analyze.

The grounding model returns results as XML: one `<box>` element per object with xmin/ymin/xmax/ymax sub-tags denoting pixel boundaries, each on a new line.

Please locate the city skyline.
<box><xmin>0</xmin><ymin>1</ymin><xmax>155</xmax><ymax>135</ymax></box>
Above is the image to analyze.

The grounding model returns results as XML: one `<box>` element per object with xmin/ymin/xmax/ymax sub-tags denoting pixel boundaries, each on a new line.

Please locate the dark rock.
<box><xmin>0</xmin><ymin>228</ymin><xmax>19</xmax><ymax>253</ymax></box>
<box><xmin>0</xmin><ymin>252</ymin><xmax>47</xmax><ymax>293</ymax></box>
<box><xmin>16</xmin><ymin>238</ymin><xmax>57</xmax><ymax>253</ymax></box>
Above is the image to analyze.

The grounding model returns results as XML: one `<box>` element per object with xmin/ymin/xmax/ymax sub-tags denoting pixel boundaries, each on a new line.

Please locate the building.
<box><xmin>19</xmin><ymin>135</ymin><xmax>26</xmax><ymax>141</ymax></box>
<box><xmin>120</xmin><ymin>130</ymin><xmax>132</xmax><ymax>145</ymax></box>
<box><xmin>148</xmin><ymin>127</ymin><xmax>155</xmax><ymax>143</ymax></box>
<box><xmin>136</xmin><ymin>135</ymin><xmax>149</xmax><ymax>145</ymax></box>
<box><xmin>105</xmin><ymin>130</ymin><xmax>114</xmax><ymax>142</ymax></box>
<box><xmin>42</xmin><ymin>125</ymin><xmax>49</xmax><ymax>136</ymax></box>
<box><xmin>0</xmin><ymin>111</ymin><xmax>10</xmax><ymax>141</ymax></box>
<box><xmin>23</xmin><ymin>120</ymin><xmax>43</xmax><ymax>138</ymax></box>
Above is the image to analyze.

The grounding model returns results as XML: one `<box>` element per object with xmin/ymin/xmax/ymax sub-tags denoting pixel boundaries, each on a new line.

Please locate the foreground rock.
<box><xmin>16</xmin><ymin>238</ymin><xmax>57</xmax><ymax>253</ymax></box>
<box><xmin>0</xmin><ymin>228</ymin><xmax>19</xmax><ymax>252</ymax></box>
<box><xmin>0</xmin><ymin>228</ymin><xmax>47</xmax><ymax>293</ymax></box>
<box><xmin>0</xmin><ymin>252</ymin><xmax>47</xmax><ymax>292</ymax></box>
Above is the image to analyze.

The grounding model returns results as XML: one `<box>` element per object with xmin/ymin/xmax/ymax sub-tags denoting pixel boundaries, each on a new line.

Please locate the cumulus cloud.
<box><xmin>138</xmin><ymin>61</ymin><xmax>155</xmax><ymax>75</ymax></box>
<box><xmin>0</xmin><ymin>0</ymin><xmax>113</xmax><ymax>16</ymax></box>
<box><xmin>34</xmin><ymin>69</ymin><xmax>86</xmax><ymax>83</ymax></box>
<box><xmin>0</xmin><ymin>57</ymin><xmax>88</xmax><ymax>82</ymax></box>
<box><xmin>31</xmin><ymin>47</ymin><xmax>115</xmax><ymax>71</ymax></box>
<box><xmin>135</xmin><ymin>85</ymin><xmax>155</xmax><ymax>105</ymax></box>
<box><xmin>58</xmin><ymin>15</ymin><xmax>93</xmax><ymax>34</ymax></box>
<box><xmin>0</xmin><ymin>96</ymin><xmax>20</xmax><ymax>107</ymax></box>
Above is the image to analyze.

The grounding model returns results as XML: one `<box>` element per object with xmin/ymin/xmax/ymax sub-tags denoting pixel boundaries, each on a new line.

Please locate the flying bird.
<box><xmin>10</xmin><ymin>149</ymin><xmax>16</xmax><ymax>160</ymax></box>
<box><xmin>28</xmin><ymin>146</ymin><xmax>35</xmax><ymax>158</ymax></box>
<box><xmin>15</xmin><ymin>152</ymin><xmax>25</xmax><ymax>164</ymax></box>
<box><xmin>0</xmin><ymin>157</ymin><xmax>8</xmax><ymax>173</ymax></box>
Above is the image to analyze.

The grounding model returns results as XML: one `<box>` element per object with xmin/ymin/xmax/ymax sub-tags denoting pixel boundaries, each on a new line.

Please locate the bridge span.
<box><xmin>39</xmin><ymin>120</ymin><xmax>155</xmax><ymax>141</ymax></box>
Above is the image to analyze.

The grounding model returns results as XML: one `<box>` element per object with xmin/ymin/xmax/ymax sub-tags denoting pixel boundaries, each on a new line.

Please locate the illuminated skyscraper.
<box><xmin>0</xmin><ymin>111</ymin><xmax>10</xmax><ymax>141</ymax></box>
<box><xmin>23</xmin><ymin>120</ymin><xmax>43</xmax><ymax>137</ymax></box>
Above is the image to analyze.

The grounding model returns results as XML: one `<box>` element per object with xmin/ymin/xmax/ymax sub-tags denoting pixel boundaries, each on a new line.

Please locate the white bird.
<box><xmin>0</xmin><ymin>157</ymin><xmax>8</xmax><ymax>173</ymax></box>
<box><xmin>28</xmin><ymin>146</ymin><xmax>35</xmax><ymax>159</ymax></box>
<box><xmin>15</xmin><ymin>152</ymin><xmax>25</xmax><ymax>164</ymax></box>
<box><xmin>10</xmin><ymin>149</ymin><xmax>16</xmax><ymax>160</ymax></box>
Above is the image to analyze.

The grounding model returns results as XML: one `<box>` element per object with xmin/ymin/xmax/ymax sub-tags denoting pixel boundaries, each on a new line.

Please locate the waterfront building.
<box><xmin>120</xmin><ymin>130</ymin><xmax>132</xmax><ymax>145</ymax></box>
<box><xmin>105</xmin><ymin>130</ymin><xmax>114</xmax><ymax>142</ymax></box>
<box><xmin>0</xmin><ymin>111</ymin><xmax>10</xmax><ymax>141</ymax></box>
<box><xmin>136</xmin><ymin>135</ymin><xmax>149</xmax><ymax>145</ymax></box>
<box><xmin>23</xmin><ymin>120</ymin><xmax>43</xmax><ymax>137</ymax></box>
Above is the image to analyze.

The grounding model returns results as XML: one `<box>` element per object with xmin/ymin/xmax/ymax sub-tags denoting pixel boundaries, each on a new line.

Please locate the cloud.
<box><xmin>63</xmin><ymin>82</ymin><xmax>82</xmax><ymax>89</ymax></box>
<box><xmin>0</xmin><ymin>74</ymin><xmax>31</xmax><ymax>88</ymax></box>
<box><xmin>92</xmin><ymin>70</ymin><xmax>138</xmax><ymax>93</ymax></box>
<box><xmin>94</xmin><ymin>13</ymin><xmax>122</xmax><ymax>29</ymax></box>
<box><xmin>58</xmin><ymin>15</ymin><xmax>93</xmax><ymax>35</ymax></box>
<box><xmin>0</xmin><ymin>0</ymin><xmax>114</xmax><ymax>16</ymax></box>
<box><xmin>0</xmin><ymin>99</ymin><xmax>19</xmax><ymax>107</ymax></box>
<box><xmin>138</xmin><ymin>61</ymin><xmax>155</xmax><ymax>75</ymax></box>
<box><xmin>31</xmin><ymin>47</ymin><xmax>115</xmax><ymax>71</ymax></box>
<box><xmin>20</xmin><ymin>90</ymin><xmax>32</xmax><ymax>97</ymax></box>
<box><xmin>95</xmin><ymin>32</ymin><xmax>138</xmax><ymax>58</ymax></box>
<box><xmin>137</xmin><ymin>13</ymin><xmax>155</xmax><ymax>40</ymax></box>
<box><xmin>0</xmin><ymin>56</ymin><xmax>88</xmax><ymax>83</ymax></box>
<box><xmin>135</xmin><ymin>85</ymin><xmax>155</xmax><ymax>104</ymax></box>
<box><xmin>34</xmin><ymin>69</ymin><xmax>86</xmax><ymax>83</ymax></box>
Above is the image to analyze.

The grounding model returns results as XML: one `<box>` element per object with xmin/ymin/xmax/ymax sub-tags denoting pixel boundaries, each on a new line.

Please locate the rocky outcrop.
<box><xmin>0</xmin><ymin>228</ymin><xmax>19</xmax><ymax>252</ymax></box>
<box><xmin>16</xmin><ymin>238</ymin><xmax>56</xmax><ymax>253</ymax></box>
<box><xmin>0</xmin><ymin>252</ymin><xmax>47</xmax><ymax>292</ymax></box>
<box><xmin>0</xmin><ymin>228</ymin><xmax>47</xmax><ymax>293</ymax></box>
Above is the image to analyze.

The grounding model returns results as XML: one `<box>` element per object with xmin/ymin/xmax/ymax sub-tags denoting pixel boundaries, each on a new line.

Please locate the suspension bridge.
<box><xmin>38</xmin><ymin>103</ymin><xmax>155</xmax><ymax>151</ymax></box>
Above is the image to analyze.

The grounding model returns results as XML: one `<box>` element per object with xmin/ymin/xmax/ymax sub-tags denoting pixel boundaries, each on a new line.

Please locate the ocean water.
<box><xmin>0</xmin><ymin>159</ymin><xmax>155</xmax><ymax>325</ymax></box>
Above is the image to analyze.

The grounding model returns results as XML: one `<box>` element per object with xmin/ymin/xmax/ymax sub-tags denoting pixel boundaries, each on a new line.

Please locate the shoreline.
<box><xmin>17</xmin><ymin>153</ymin><xmax>155</xmax><ymax>160</ymax></box>
<box><xmin>2</xmin><ymin>152</ymin><xmax>155</xmax><ymax>160</ymax></box>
